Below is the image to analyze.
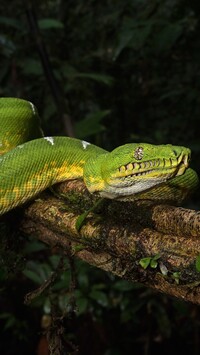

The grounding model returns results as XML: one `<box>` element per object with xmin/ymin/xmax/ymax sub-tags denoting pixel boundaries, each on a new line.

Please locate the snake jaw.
<box><xmin>116</xmin><ymin>151</ymin><xmax>190</xmax><ymax>180</ymax></box>
<box><xmin>85</xmin><ymin>142</ymin><xmax>193</xmax><ymax>200</ymax></box>
<box><xmin>175</xmin><ymin>152</ymin><xmax>190</xmax><ymax>176</ymax></box>
<box><xmin>100</xmin><ymin>150</ymin><xmax>192</xmax><ymax>199</ymax></box>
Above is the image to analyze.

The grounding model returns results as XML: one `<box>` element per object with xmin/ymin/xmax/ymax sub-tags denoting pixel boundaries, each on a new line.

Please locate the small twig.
<box><xmin>24</xmin><ymin>255</ymin><xmax>64</xmax><ymax>305</ymax></box>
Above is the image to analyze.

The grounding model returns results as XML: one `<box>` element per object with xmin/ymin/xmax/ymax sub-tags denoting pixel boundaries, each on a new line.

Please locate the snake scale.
<box><xmin>0</xmin><ymin>97</ymin><xmax>199</xmax><ymax>215</ymax></box>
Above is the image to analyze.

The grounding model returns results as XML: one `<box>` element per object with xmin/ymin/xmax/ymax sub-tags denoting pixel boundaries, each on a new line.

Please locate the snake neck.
<box><xmin>83</xmin><ymin>153</ymin><xmax>108</xmax><ymax>195</ymax></box>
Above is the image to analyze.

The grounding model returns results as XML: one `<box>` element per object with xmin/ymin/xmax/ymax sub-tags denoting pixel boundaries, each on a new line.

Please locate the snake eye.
<box><xmin>134</xmin><ymin>146</ymin><xmax>143</xmax><ymax>160</ymax></box>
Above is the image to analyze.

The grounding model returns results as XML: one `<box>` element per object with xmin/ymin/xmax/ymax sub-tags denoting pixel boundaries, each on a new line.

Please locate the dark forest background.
<box><xmin>1</xmin><ymin>1</ymin><xmax>200</xmax><ymax>354</ymax></box>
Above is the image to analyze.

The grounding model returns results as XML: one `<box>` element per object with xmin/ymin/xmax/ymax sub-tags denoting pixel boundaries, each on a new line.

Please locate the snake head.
<box><xmin>99</xmin><ymin>143</ymin><xmax>191</xmax><ymax>199</ymax></box>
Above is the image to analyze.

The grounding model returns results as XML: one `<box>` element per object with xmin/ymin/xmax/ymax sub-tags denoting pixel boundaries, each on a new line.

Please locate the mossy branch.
<box><xmin>18</xmin><ymin>180</ymin><xmax>200</xmax><ymax>305</ymax></box>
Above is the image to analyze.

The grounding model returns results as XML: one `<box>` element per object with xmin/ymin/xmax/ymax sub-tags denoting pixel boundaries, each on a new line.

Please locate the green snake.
<box><xmin>0</xmin><ymin>97</ymin><xmax>198</xmax><ymax>215</ymax></box>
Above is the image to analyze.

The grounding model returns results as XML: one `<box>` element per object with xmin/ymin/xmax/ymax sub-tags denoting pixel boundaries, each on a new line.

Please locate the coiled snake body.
<box><xmin>0</xmin><ymin>98</ymin><xmax>198</xmax><ymax>215</ymax></box>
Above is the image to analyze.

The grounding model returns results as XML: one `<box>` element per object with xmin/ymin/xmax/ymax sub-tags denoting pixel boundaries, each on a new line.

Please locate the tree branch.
<box><xmin>19</xmin><ymin>180</ymin><xmax>200</xmax><ymax>304</ymax></box>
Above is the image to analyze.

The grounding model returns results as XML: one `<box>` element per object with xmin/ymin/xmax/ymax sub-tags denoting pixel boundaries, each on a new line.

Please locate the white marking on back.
<box><xmin>44</xmin><ymin>137</ymin><xmax>55</xmax><ymax>146</ymax></box>
<box><xmin>82</xmin><ymin>140</ymin><xmax>91</xmax><ymax>149</ymax></box>
<box><xmin>18</xmin><ymin>144</ymin><xmax>24</xmax><ymax>149</ymax></box>
<box><xmin>29</xmin><ymin>101</ymin><xmax>36</xmax><ymax>115</ymax></box>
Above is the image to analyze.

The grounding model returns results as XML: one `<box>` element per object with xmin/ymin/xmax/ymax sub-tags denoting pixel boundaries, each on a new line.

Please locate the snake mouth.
<box><xmin>117</xmin><ymin>152</ymin><xmax>190</xmax><ymax>181</ymax></box>
<box><xmin>98</xmin><ymin>150</ymin><xmax>191</xmax><ymax>199</ymax></box>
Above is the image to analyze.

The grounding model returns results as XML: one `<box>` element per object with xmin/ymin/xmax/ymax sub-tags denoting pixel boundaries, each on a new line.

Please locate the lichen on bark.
<box><xmin>17</xmin><ymin>179</ymin><xmax>200</xmax><ymax>305</ymax></box>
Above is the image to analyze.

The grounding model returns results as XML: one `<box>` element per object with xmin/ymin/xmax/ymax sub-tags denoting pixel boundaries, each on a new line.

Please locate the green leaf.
<box><xmin>90</xmin><ymin>290</ymin><xmax>108</xmax><ymax>307</ymax></box>
<box><xmin>23</xmin><ymin>269</ymin><xmax>43</xmax><ymax>284</ymax></box>
<box><xmin>0</xmin><ymin>16</ymin><xmax>22</xmax><ymax>30</ymax></box>
<box><xmin>77</xmin><ymin>272</ymin><xmax>89</xmax><ymax>289</ymax></box>
<box><xmin>75</xmin><ymin>211</ymin><xmax>89</xmax><ymax>231</ymax></box>
<box><xmin>61</xmin><ymin>64</ymin><xmax>113</xmax><ymax>86</ymax></box>
<box><xmin>52</xmin><ymin>271</ymin><xmax>71</xmax><ymax>291</ymax></box>
<box><xmin>150</xmin><ymin>259</ymin><xmax>158</xmax><ymax>269</ymax></box>
<box><xmin>154</xmin><ymin>22</ymin><xmax>183</xmax><ymax>53</ymax></box>
<box><xmin>75</xmin><ymin>110</ymin><xmax>109</xmax><ymax>138</ymax></box>
<box><xmin>21</xmin><ymin>59</ymin><xmax>43</xmax><ymax>76</ymax></box>
<box><xmin>114</xmin><ymin>18</ymin><xmax>153</xmax><ymax>59</ymax></box>
<box><xmin>152</xmin><ymin>253</ymin><xmax>161</xmax><ymax>261</ymax></box>
<box><xmin>0</xmin><ymin>34</ymin><xmax>16</xmax><ymax>56</ymax></box>
<box><xmin>49</xmin><ymin>255</ymin><xmax>62</xmax><ymax>268</ymax></box>
<box><xmin>38</xmin><ymin>18</ymin><xmax>64</xmax><ymax>30</ymax></box>
<box><xmin>61</xmin><ymin>63</ymin><xmax>78</xmax><ymax>77</ymax></box>
<box><xmin>113</xmin><ymin>280</ymin><xmax>136</xmax><ymax>291</ymax></box>
<box><xmin>73</xmin><ymin>73</ymin><xmax>114</xmax><ymax>86</ymax></box>
<box><xmin>23</xmin><ymin>240</ymin><xmax>47</xmax><ymax>253</ymax></box>
<box><xmin>72</xmin><ymin>244</ymin><xmax>85</xmax><ymax>253</ymax></box>
<box><xmin>195</xmin><ymin>255</ymin><xmax>200</xmax><ymax>272</ymax></box>
<box><xmin>140</xmin><ymin>254</ymin><xmax>160</xmax><ymax>269</ymax></box>
<box><xmin>76</xmin><ymin>297</ymin><xmax>88</xmax><ymax>314</ymax></box>
<box><xmin>139</xmin><ymin>257</ymin><xmax>151</xmax><ymax>269</ymax></box>
<box><xmin>0</xmin><ymin>312</ymin><xmax>13</xmax><ymax>319</ymax></box>
<box><xmin>4</xmin><ymin>316</ymin><xmax>16</xmax><ymax>330</ymax></box>
<box><xmin>172</xmin><ymin>272</ymin><xmax>181</xmax><ymax>284</ymax></box>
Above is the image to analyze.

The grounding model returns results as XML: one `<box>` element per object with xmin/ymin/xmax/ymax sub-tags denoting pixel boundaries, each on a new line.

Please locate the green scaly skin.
<box><xmin>0</xmin><ymin>97</ymin><xmax>43</xmax><ymax>153</ymax></box>
<box><xmin>0</xmin><ymin>97</ymin><xmax>199</xmax><ymax>215</ymax></box>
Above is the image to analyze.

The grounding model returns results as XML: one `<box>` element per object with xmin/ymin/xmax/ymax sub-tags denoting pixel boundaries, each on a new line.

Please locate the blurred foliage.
<box><xmin>1</xmin><ymin>0</ymin><xmax>200</xmax><ymax>354</ymax></box>
<box><xmin>1</xmin><ymin>238</ymin><xmax>200</xmax><ymax>355</ymax></box>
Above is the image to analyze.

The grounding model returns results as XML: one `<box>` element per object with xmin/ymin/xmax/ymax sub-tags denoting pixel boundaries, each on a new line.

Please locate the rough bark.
<box><xmin>18</xmin><ymin>179</ymin><xmax>200</xmax><ymax>305</ymax></box>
